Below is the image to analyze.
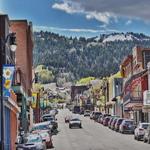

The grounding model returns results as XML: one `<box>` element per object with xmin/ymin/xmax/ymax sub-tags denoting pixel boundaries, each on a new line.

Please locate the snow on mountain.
<box><xmin>100</xmin><ymin>33</ymin><xmax>150</xmax><ymax>43</ymax></box>
<box><xmin>103</xmin><ymin>34</ymin><xmax>133</xmax><ymax>42</ymax></box>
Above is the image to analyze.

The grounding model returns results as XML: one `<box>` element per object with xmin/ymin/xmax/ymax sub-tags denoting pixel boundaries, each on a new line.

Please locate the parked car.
<box><xmin>69</xmin><ymin>118</ymin><xmax>82</xmax><ymax>129</ymax></box>
<box><xmin>114</xmin><ymin>118</ymin><xmax>124</xmax><ymax>131</ymax></box>
<box><xmin>119</xmin><ymin>119</ymin><xmax>135</xmax><ymax>134</ymax></box>
<box><xmin>41</xmin><ymin>114</ymin><xmax>55</xmax><ymax>122</ymax></box>
<box><xmin>108</xmin><ymin>116</ymin><xmax>120</xmax><ymax>128</ymax></box>
<box><xmin>39</xmin><ymin>131</ymin><xmax>53</xmax><ymax>148</ymax></box>
<box><xmin>16</xmin><ymin>134</ymin><xmax>46</xmax><ymax>150</ymax></box>
<box><xmin>97</xmin><ymin>115</ymin><xmax>103</xmax><ymax>123</ymax></box>
<box><xmin>41</xmin><ymin>115</ymin><xmax>58</xmax><ymax>131</ymax></box>
<box><xmin>100</xmin><ymin>114</ymin><xmax>111</xmax><ymax>124</ymax></box>
<box><xmin>103</xmin><ymin>116</ymin><xmax>111</xmax><ymax>126</ymax></box>
<box><xmin>90</xmin><ymin>111</ymin><xmax>96</xmax><ymax>119</ymax></box>
<box><xmin>110</xmin><ymin>118</ymin><xmax>118</xmax><ymax>130</ymax></box>
<box><xmin>93</xmin><ymin>112</ymin><xmax>102</xmax><ymax>121</ymax></box>
<box><xmin>84</xmin><ymin>110</ymin><xmax>91</xmax><ymax>117</ymax></box>
<box><xmin>134</xmin><ymin>123</ymin><xmax>150</xmax><ymax>141</ymax></box>
<box><xmin>31</xmin><ymin>121</ymin><xmax>52</xmax><ymax>134</ymax></box>
<box><xmin>143</xmin><ymin>125</ymin><xmax>150</xmax><ymax>143</ymax></box>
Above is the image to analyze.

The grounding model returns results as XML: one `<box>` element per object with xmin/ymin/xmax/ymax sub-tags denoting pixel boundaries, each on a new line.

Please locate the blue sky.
<box><xmin>1</xmin><ymin>0</ymin><xmax>150</xmax><ymax>37</ymax></box>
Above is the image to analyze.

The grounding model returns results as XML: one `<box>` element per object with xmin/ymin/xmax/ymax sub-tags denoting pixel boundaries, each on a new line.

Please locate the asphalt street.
<box><xmin>49</xmin><ymin>109</ymin><xmax>150</xmax><ymax>150</ymax></box>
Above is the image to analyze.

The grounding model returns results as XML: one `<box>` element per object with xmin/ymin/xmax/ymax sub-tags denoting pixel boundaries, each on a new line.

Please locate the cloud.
<box><xmin>52</xmin><ymin>0</ymin><xmax>150</xmax><ymax>23</ymax></box>
<box><xmin>86</xmin><ymin>12</ymin><xmax>113</xmax><ymax>24</ymax></box>
<box><xmin>126</xmin><ymin>20</ymin><xmax>132</xmax><ymax>25</ymax></box>
<box><xmin>34</xmin><ymin>25</ymin><xmax>120</xmax><ymax>33</ymax></box>
<box><xmin>52</xmin><ymin>2</ymin><xmax>82</xmax><ymax>14</ymax></box>
<box><xmin>52</xmin><ymin>1</ymin><xmax>115</xmax><ymax>24</ymax></box>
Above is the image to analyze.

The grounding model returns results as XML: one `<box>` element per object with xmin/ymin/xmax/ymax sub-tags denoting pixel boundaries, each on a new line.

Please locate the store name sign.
<box><xmin>143</xmin><ymin>90</ymin><xmax>150</xmax><ymax>106</ymax></box>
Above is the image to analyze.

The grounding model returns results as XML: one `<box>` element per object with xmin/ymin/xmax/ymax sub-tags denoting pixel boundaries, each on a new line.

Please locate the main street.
<box><xmin>50</xmin><ymin>109</ymin><xmax>150</xmax><ymax>150</ymax></box>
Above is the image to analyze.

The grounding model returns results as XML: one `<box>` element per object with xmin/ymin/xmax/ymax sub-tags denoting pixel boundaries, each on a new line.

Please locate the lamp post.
<box><xmin>0</xmin><ymin>33</ymin><xmax>17</xmax><ymax>150</ymax></box>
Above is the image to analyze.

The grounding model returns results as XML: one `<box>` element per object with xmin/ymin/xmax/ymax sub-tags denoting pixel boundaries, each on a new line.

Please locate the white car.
<box><xmin>69</xmin><ymin>118</ymin><xmax>82</xmax><ymax>128</ymax></box>
<box><xmin>84</xmin><ymin>110</ymin><xmax>91</xmax><ymax>117</ymax></box>
<box><xmin>134</xmin><ymin>123</ymin><xmax>150</xmax><ymax>140</ymax></box>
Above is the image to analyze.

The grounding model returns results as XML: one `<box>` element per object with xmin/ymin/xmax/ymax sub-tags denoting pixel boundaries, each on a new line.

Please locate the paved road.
<box><xmin>50</xmin><ymin>109</ymin><xmax>150</xmax><ymax>150</ymax></box>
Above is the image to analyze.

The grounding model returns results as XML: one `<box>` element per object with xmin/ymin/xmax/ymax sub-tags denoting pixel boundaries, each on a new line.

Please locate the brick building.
<box><xmin>120</xmin><ymin>46</ymin><xmax>150</xmax><ymax>123</ymax></box>
<box><xmin>10</xmin><ymin>20</ymin><xmax>34</xmax><ymax>132</ymax></box>
<box><xmin>0</xmin><ymin>14</ymin><xmax>20</xmax><ymax>150</ymax></box>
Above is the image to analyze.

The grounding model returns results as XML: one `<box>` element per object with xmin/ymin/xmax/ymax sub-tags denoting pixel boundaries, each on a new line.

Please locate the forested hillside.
<box><xmin>33</xmin><ymin>31</ymin><xmax>150</xmax><ymax>80</ymax></box>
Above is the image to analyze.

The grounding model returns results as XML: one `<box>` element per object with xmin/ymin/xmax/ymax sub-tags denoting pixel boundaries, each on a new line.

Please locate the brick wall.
<box><xmin>10</xmin><ymin>20</ymin><xmax>33</xmax><ymax>96</ymax></box>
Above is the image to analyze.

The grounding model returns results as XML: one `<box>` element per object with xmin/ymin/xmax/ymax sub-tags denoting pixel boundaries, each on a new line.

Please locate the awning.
<box><xmin>124</xmin><ymin>102</ymin><xmax>143</xmax><ymax>110</ymax></box>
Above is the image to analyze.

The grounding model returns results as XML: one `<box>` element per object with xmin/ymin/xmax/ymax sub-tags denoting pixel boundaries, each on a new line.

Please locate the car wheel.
<box><xmin>69</xmin><ymin>125</ymin><xmax>72</xmax><ymax>129</ymax></box>
<box><xmin>137</xmin><ymin>136</ymin><xmax>140</xmax><ymax>141</ymax></box>
<box><xmin>134</xmin><ymin>135</ymin><xmax>136</xmax><ymax>140</ymax></box>
<box><xmin>143</xmin><ymin>138</ymin><xmax>147</xmax><ymax>143</ymax></box>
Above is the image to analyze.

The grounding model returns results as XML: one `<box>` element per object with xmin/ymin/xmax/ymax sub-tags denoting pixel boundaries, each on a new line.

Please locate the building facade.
<box><xmin>10</xmin><ymin>20</ymin><xmax>34</xmax><ymax>132</ymax></box>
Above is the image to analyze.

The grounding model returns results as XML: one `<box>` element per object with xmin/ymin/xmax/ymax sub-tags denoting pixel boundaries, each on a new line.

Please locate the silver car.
<box><xmin>25</xmin><ymin>134</ymin><xmax>46</xmax><ymax>150</ymax></box>
<box><xmin>134</xmin><ymin>123</ymin><xmax>150</xmax><ymax>141</ymax></box>
<box><xmin>69</xmin><ymin>118</ymin><xmax>82</xmax><ymax>128</ymax></box>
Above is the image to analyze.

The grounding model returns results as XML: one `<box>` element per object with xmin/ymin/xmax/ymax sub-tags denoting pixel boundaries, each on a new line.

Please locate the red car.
<box><xmin>39</xmin><ymin>131</ymin><xmax>53</xmax><ymax>148</ymax></box>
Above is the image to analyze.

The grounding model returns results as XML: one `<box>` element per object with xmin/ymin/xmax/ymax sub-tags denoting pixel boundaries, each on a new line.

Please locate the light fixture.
<box><xmin>9</xmin><ymin>33</ymin><xmax>17</xmax><ymax>52</ymax></box>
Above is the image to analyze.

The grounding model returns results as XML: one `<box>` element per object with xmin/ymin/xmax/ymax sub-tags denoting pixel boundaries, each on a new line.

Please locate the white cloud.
<box><xmin>34</xmin><ymin>25</ymin><xmax>120</xmax><ymax>33</ymax></box>
<box><xmin>52</xmin><ymin>2</ymin><xmax>82</xmax><ymax>14</ymax></box>
<box><xmin>52</xmin><ymin>1</ymin><xmax>115</xmax><ymax>24</ymax></box>
<box><xmin>126</xmin><ymin>20</ymin><xmax>132</xmax><ymax>25</ymax></box>
<box><xmin>52</xmin><ymin>0</ymin><xmax>150</xmax><ymax>23</ymax></box>
<box><xmin>86</xmin><ymin>12</ymin><xmax>113</xmax><ymax>24</ymax></box>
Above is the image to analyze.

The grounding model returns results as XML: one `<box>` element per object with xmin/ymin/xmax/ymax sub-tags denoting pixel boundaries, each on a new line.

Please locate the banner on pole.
<box><xmin>31</xmin><ymin>92</ymin><xmax>37</xmax><ymax>109</ymax></box>
<box><xmin>3</xmin><ymin>65</ymin><xmax>15</xmax><ymax>97</ymax></box>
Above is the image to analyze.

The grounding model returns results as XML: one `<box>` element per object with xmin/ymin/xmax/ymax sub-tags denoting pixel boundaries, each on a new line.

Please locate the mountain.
<box><xmin>99</xmin><ymin>32</ymin><xmax>150</xmax><ymax>43</ymax></box>
<box><xmin>33</xmin><ymin>31</ymin><xmax>150</xmax><ymax>80</ymax></box>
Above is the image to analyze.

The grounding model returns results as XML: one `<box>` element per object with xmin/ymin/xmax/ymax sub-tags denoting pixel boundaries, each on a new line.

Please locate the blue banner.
<box><xmin>3</xmin><ymin>65</ymin><xmax>15</xmax><ymax>97</ymax></box>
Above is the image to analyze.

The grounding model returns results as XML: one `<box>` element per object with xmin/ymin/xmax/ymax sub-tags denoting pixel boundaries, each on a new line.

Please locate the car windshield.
<box><xmin>142</xmin><ymin>124</ymin><xmax>150</xmax><ymax>129</ymax></box>
<box><xmin>27</xmin><ymin>136</ymin><xmax>42</xmax><ymax>143</ymax></box>
<box><xmin>95</xmin><ymin>112</ymin><xmax>101</xmax><ymax>115</ymax></box>
<box><xmin>124</xmin><ymin>121</ymin><xmax>134</xmax><ymax>125</ymax></box>
<box><xmin>32</xmin><ymin>124</ymin><xmax>49</xmax><ymax>131</ymax></box>
<box><xmin>43</xmin><ymin>117</ymin><xmax>54</xmax><ymax>121</ymax></box>
<box><xmin>118</xmin><ymin>119</ymin><xmax>123</xmax><ymax>123</ymax></box>
<box><xmin>71</xmin><ymin>118</ymin><xmax>80</xmax><ymax>121</ymax></box>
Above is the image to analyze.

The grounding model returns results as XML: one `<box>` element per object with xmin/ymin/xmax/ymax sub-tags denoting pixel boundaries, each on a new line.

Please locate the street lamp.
<box><xmin>0</xmin><ymin>32</ymin><xmax>17</xmax><ymax>150</ymax></box>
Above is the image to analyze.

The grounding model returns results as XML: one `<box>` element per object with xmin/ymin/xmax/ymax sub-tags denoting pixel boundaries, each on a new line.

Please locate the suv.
<box><xmin>134</xmin><ymin>123</ymin><xmax>150</xmax><ymax>141</ymax></box>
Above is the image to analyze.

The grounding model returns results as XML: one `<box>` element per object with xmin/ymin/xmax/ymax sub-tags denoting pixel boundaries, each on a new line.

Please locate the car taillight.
<box><xmin>139</xmin><ymin>128</ymin><xmax>144</xmax><ymax>131</ymax></box>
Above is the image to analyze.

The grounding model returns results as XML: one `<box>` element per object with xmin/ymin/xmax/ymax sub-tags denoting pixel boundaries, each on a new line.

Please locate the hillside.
<box><xmin>33</xmin><ymin>31</ymin><xmax>150</xmax><ymax>80</ymax></box>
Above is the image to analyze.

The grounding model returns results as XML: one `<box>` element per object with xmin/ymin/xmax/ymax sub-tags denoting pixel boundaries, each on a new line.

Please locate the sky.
<box><xmin>1</xmin><ymin>0</ymin><xmax>150</xmax><ymax>37</ymax></box>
